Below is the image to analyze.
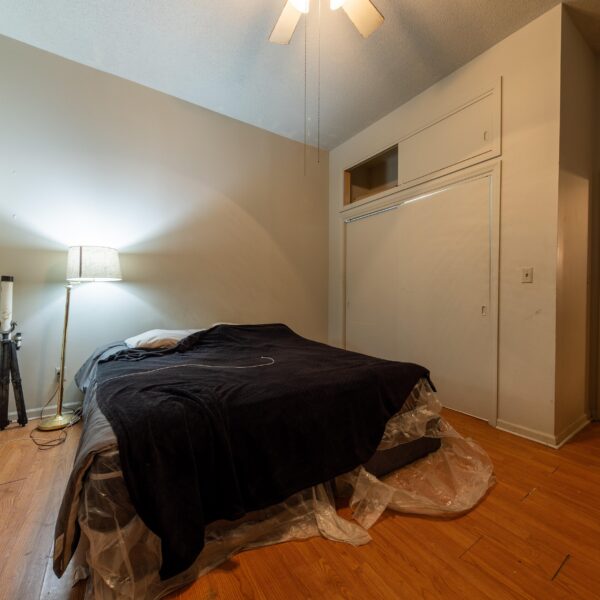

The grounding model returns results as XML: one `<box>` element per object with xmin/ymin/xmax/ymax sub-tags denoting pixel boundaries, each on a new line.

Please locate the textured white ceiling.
<box><xmin>0</xmin><ymin>0</ymin><xmax>597</xmax><ymax>149</ymax></box>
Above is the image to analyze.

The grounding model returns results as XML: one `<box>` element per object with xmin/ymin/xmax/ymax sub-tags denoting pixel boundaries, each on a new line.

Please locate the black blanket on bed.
<box><xmin>95</xmin><ymin>324</ymin><xmax>429</xmax><ymax>579</ymax></box>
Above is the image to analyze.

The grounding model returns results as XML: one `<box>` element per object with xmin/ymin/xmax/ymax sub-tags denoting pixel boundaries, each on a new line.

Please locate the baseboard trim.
<box><xmin>497</xmin><ymin>414</ymin><xmax>591</xmax><ymax>449</ymax></box>
<box><xmin>496</xmin><ymin>420</ymin><xmax>558</xmax><ymax>447</ymax></box>
<box><xmin>553</xmin><ymin>414</ymin><xmax>591</xmax><ymax>448</ymax></box>
<box><xmin>7</xmin><ymin>401</ymin><xmax>81</xmax><ymax>423</ymax></box>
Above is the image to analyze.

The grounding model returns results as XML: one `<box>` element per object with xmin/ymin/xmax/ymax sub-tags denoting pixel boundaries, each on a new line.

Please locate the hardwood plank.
<box><xmin>0</xmin><ymin>437</ymin><xmax>36</xmax><ymax>485</ymax></box>
<box><xmin>460</xmin><ymin>535</ymin><xmax>570</xmax><ymax>599</ymax></box>
<box><xmin>10</xmin><ymin>426</ymin><xmax>81</xmax><ymax>600</ymax></box>
<box><xmin>0</xmin><ymin>420</ymin><xmax>81</xmax><ymax>600</ymax></box>
<box><xmin>195</xmin><ymin>557</ymin><xmax>267</xmax><ymax>600</ymax></box>
<box><xmin>313</xmin><ymin>538</ymin><xmax>417</xmax><ymax>599</ymax></box>
<box><xmin>3</xmin><ymin>411</ymin><xmax>600</xmax><ymax>600</ymax></box>
<box><xmin>521</xmin><ymin>486</ymin><xmax>600</xmax><ymax>538</ymax></box>
<box><xmin>0</xmin><ymin>422</ymin><xmax>36</xmax><ymax>447</ymax></box>
<box><xmin>553</xmin><ymin>553</ymin><xmax>600</xmax><ymax>600</ymax></box>
<box><xmin>377</xmin><ymin>517</ymin><xmax>514</xmax><ymax>599</ymax></box>
<box><xmin>0</xmin><ymin>479</ymin><xmax>25</xmax><ymax>538</ymax></box>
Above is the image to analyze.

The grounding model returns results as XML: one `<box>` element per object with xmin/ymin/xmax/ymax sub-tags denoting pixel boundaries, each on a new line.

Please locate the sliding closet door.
<box><xmin>345</xmin><ymin>207</ymin><xmax>400</xmax><ymax>360</ymax></box>
<box><xmin>346</xmin><ymin>174</ymin><xmax>497</xmax><ymax>422</ymax></box>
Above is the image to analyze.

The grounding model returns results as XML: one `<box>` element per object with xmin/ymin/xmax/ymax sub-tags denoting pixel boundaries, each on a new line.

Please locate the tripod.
<box><xmin>0</xmin><ymin>326</ymin><xmax>27</xmax><ymax>430</ymax></box>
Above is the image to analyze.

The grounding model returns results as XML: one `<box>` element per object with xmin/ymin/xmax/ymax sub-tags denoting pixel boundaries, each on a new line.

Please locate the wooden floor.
<box><xmin>1</xmin><ymin>411</ymin><xmax>599</xmax><ymax>599</ymax></box>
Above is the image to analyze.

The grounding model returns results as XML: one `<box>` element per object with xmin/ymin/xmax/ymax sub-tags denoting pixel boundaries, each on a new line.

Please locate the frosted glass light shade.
<box><xmin>330</xmin><ymin>0</ymin><xmax>346</xmax><ymax>9</ymax></box>
<box><xmin>66</xmin><ymin>246</ymin><xmax>122</xmax><ymax>282</ymax></box>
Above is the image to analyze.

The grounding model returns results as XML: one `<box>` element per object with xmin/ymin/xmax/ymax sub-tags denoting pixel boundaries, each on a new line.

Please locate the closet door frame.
<box><xmin>341</xmin><ymin>160</ymin><xmax>501</xmax><ymax>425</ymax></box>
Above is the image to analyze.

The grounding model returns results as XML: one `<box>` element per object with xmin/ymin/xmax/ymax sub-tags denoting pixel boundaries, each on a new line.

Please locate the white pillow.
<box><xmin>125</xmin><ymin>329</ymin><xmax>202</xmax><ymax>349</ymax></box>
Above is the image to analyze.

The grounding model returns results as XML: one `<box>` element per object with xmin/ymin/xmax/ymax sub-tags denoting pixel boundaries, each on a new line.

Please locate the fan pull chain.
<box><xmin>304</xmin><ymin>12</ymin><xmax>308</xmax><ymax>176</ymax></box>
<box><xmin>317</xmin><ymin>0</ymin><xmax>321</xmax><ymax>163</ymax></box>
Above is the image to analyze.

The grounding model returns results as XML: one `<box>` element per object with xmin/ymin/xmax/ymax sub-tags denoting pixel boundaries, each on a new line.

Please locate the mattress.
<box><xmin>54</xmin><ymin>327</ymin><xmax>431</xmax><ymax>580</ymax></box>
<box><xmin>54</xmin><ymin>332</ymin><xmax>494</xmax><ymax>600</ymax></box>
<box><xmin>68</xmin><ymin>324</ymin><xmax>436</xmax><ymax>582</ymax></box>
<box><xmin>76</xmin><ymin>379</ymin><xmax>445</xmax><ymax>600</ymax></box>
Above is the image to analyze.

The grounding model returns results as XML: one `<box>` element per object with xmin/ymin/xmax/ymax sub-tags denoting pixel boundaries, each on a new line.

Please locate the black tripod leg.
<box><xmin>9</xmin><ymin>342</ymin><xmax>27</xmax><ymax>427</ymax></box>
<box><xmin>0</xmin><ymin>342</ymin><xmax>10</xmax><ymax>430</ymax></box>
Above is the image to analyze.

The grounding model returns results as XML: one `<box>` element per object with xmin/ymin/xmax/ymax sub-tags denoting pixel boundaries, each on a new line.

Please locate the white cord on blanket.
<box><xmin>102</xmin><ymin>356</ymin><xmax>276</xmax><ymax>385</ymax></box>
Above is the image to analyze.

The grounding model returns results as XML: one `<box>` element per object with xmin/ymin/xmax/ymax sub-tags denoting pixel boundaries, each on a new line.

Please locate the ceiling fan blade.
<box><xmin>342</xmin><ymin>0</ymin><xmax>384</xmax><ymax>38</ymax></box>
<box><xmin>269</xmin><ymin>1</ymin><xmax>303</xmax><ymax>45</ymax></box>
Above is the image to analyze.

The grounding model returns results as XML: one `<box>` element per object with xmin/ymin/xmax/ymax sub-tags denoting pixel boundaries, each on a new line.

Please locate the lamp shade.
<box><xmin>66</xmin><ymin>246</ymin><xmax>122</xmax><ymax>282</ymax></box>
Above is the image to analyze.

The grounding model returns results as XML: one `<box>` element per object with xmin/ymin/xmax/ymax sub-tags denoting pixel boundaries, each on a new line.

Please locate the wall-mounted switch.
<box><xmin>521</xmin><ymin>267</ymin><xmax>534</xmax><ymax>283</ymax></box>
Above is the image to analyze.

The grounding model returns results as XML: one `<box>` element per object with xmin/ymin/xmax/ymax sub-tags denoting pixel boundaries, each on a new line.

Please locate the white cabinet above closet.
<box><xmin>341</xmin><ymin>81</ymin><xmax>501</xmax><ymax>209</ymax></box>
<box><xmin>397</xmin><ymin>87</ymin><xmax>501</xmax><ymax>189</ymax></box>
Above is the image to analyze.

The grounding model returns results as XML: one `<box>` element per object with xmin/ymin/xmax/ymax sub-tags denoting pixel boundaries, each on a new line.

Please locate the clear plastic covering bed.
<box><xmin>75</xmin><ymin>380</ymin><xmax>494</xmax><ymax>599</ymax></box>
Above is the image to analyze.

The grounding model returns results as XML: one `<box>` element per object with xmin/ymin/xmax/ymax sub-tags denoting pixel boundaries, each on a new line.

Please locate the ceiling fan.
<box><xmin>269</xmin><ymin>0</ymin><xmax>384</xmax><ymax>45</ymax></box>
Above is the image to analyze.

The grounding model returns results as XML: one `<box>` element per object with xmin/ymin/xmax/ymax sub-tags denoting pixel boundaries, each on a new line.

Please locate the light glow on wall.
<box><xmin>0</xmin><ymin>176</ymin><xmax>208</xmax><ymax>251</ymax></box>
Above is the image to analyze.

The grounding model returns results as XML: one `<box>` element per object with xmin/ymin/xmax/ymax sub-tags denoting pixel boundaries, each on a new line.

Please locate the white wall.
<box><xmin>329</xmin><ymin>7</ymin><xmax>565</xmax><ymax>443</ymax></box>
<box><xmin>0</xmin><ymin>35</ymin><xmax>329</xmax><ymax>416</ymax></box>
<box><xmin>555</xmin><ymin>8</ymin><xmax>596</xmax><ymax>438</ymax></box>
<box><xmin>597</xmin><ymin>56</ymin><xmax>600</xmax><ymax>420</ymax></box>
<box><xmin>591</xmin><ymin>54</ymin><xmax>600</xmax><ymax>421</ymax></box>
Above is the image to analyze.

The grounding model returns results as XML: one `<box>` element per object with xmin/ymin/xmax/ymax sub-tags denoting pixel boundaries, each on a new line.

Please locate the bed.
<box><xmin>53</xmin><ymin>323</ymin><xmax>493</xmax><ymax>599</ymax></box>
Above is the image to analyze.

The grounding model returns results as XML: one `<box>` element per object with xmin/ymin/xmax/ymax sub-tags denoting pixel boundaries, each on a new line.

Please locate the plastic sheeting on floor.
<box><xmin>76</xmin><ymin>379</ymin><xmax>494</xmax><ymax>599</ymax></box>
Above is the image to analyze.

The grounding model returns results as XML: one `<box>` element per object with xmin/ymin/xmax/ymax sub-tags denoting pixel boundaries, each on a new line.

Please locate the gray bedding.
<box><xmin>54</xmin><ymin>343</ymin><xmax>125</xmax><ymax>576</ymax></box>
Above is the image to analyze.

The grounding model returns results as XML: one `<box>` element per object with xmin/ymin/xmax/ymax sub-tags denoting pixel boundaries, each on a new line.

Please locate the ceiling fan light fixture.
<box><xmin>269</xmin><ymin>0</ymin><xmax>383</xmax><ymax>45</ymax></box>
<box><xmin>269</xmin><ymin>0</ymin><xmax>304</xmax><ymax>44</ymax></box>
<box><xmin>341</xmin><ymin>0</ymin><xmax>384</xmax><ymax>38</ymax></box>
<box><xmin>289</xmin><ymin>0</ymin><xmax>310</xmax><ymax>13</ymax></box>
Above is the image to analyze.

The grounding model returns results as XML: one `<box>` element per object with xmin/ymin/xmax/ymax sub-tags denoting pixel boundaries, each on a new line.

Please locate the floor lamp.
<box><xmin>38</xmin><ymin>246</ymin><xmax>122</xmax><ymax>431</ymax></box>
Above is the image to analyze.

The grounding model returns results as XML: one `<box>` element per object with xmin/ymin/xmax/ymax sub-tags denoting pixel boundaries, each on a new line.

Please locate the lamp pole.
<box><xmin>38</xmin><ymin>284</ymin><xmax>73</xmax><ymax>431</ymax></box>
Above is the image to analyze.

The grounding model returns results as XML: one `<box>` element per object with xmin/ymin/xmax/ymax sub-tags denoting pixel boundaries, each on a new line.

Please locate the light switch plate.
<box><xmin>521</xmin><ymin>267</ymin><xmax>533</xmax><ymax>283</ymax></box>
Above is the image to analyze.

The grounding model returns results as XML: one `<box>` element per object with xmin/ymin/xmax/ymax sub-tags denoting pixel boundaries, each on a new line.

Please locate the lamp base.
<box><xmin>37</xmin><ymin>411</ymin><xmax>74</xmax><ymax>431</ymax></box>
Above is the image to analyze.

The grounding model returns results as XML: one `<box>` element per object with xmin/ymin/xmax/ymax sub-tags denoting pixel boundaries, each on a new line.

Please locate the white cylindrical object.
<box><xmin>0</xmin><ymin>275</ymin><xmax>14</xmax><ymax>333</ymax></box>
